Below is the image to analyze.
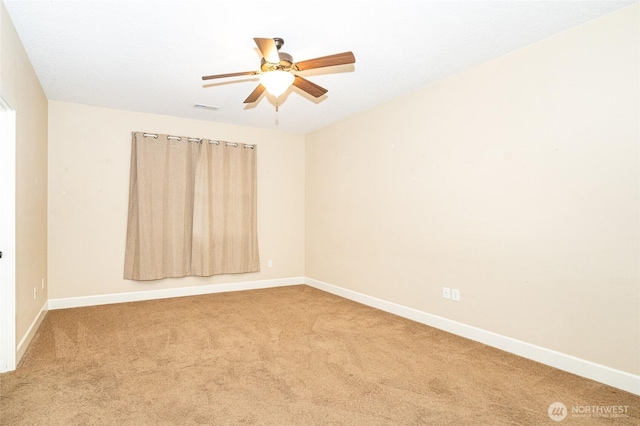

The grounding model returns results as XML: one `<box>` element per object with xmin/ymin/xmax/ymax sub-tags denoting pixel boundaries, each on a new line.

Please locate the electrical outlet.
<box><xmin>452</xmin><ymin>289</ymin><xmax>460</xmax><ymax>302</ymax></box>
<box><xmin>442</xmin><ymin>287</ymin><xmax>451</xmax><ymax>299</ymax></box>
<box><xmin>268</xmin><ymin>260</ymin><xmax>273</xmax><ymax>268</ymax></box>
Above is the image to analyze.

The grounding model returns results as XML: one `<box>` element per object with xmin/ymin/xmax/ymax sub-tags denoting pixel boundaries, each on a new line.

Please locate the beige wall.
<box><xmin>306</xmin><ymin>4</ymin><xmax>639</xmax><ymax>375</ymax></box>
<box><xmin>0</xmin><ymin>2</ymin><xmax>48</xmax><ymax>345</ymax></box>
<box><xmin>48</xmin><ymin>102</ymin><xmax>305</xmax><ymax>299</ymax></box>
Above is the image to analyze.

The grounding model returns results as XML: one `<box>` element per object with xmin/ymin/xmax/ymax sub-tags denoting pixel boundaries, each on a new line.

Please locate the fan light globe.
<box><xmin>260</xmin><ymin>70</ymin><xmax>295</xmax><ymax>97</ymax></box>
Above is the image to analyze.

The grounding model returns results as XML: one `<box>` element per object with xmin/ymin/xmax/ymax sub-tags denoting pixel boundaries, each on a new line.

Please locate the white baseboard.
<box><xmin>48</xmin><ymin>277</ymin><xmax>304</xmax><ymax>310</ymax></box>
<box><xmin>304</xmin><ymin>277</ymin><xmax>640</xmax><ymax>396</ymax></box>
<box><xmin>16</xmin><ymin>300</ymin><xmax>48</xmax><ymax>365</ymax></box>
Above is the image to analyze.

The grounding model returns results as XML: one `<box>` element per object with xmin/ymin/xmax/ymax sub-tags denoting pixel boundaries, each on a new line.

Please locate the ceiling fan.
<box><xmin>202</xmin><ymin>37</ymin><xmax>355</xmax><ymax>108</ymax></box>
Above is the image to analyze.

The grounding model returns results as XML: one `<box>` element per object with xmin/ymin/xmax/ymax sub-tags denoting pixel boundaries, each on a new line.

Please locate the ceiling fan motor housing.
<box><xmin>261</xmin><ymin>52</ymin><xmax>293</xmax><ymax>71</ymax></box>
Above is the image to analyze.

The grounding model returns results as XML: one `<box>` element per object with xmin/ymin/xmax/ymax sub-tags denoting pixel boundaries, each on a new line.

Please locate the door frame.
<box><xmin>0</xmin><ymin>96</ymin><xmax>17</xmax><ymax>372</ymax></box>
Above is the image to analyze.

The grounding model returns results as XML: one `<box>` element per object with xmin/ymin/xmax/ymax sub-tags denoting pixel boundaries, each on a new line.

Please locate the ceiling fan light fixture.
<box><xmin>260</xmin><ymin>70</ymin><xmax>294</xmax><ymax>97</ymax></box>
<box><xmin>201</xmin><ymin>37</ymin><xmax>356</xmax><ymax>106</ymax></box>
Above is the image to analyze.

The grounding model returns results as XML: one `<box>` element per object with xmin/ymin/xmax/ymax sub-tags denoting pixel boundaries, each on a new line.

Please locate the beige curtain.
<box><xmin>124</xmin><ymin>132</ymin><xmax>259</xmax><ymax>281</ymax></box>
<box><xmin>191</xmin><ymin>141</ymin><xmax>259</xmax><ymax>275</ymax></box>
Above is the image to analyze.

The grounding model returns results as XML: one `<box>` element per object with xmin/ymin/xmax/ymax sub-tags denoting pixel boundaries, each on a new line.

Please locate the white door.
<box><xmin>0</xmin><ymin>97</ymin><xmax>17</xmax><ymax>372</ymax></box>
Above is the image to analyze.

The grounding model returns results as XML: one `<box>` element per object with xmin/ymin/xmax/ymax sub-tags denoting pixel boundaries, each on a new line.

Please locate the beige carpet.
<box><xmin>1</xmin><ymin>285</ymin><xmax>638</xmax><ymax>425</ymax></box>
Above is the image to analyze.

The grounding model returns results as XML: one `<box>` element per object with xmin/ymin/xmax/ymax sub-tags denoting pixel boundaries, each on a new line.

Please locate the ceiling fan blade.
<box><xmin>294</xmin><ymin>51</ymin><xmax>355</xmax><ymax>71</ymax></box>
<box><xmin>292</xmin><ymin>76</ymin><xmax>328</xmax><ymax>98</ymax></box>
<box><xmin>254</xmin><ymin>38</ymin><xmax>280</xmax><ymax>64</ymax></box>
<box><xmin>244</xmin><ymin>84</ymin><xmax>266</xmax><ymax>103</ymax></box>
<box><xmin>202</xmin><ymin>71</ymin><xmax>258</xmax><ymax>81</ymax></box>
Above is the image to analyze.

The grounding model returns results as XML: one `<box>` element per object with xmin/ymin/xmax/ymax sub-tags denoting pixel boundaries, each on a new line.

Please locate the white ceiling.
<box><xmin>4</xmin><ymin>0</ymin><xmax>635</xmax><ymax>134</ymax></box>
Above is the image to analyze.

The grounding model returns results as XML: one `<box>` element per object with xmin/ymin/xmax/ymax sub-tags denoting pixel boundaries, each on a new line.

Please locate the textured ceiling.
<box><xmin>4</xmin><ymin>0</ymin><xmax>635</xmax><ymax>134</ymax></box>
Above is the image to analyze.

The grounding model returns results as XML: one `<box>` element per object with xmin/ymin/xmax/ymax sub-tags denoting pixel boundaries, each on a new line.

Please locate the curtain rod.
<box><xmin>141</xmin><ymin>132</ymin><xmax>254</xmax><ymax>149</ymax></box>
